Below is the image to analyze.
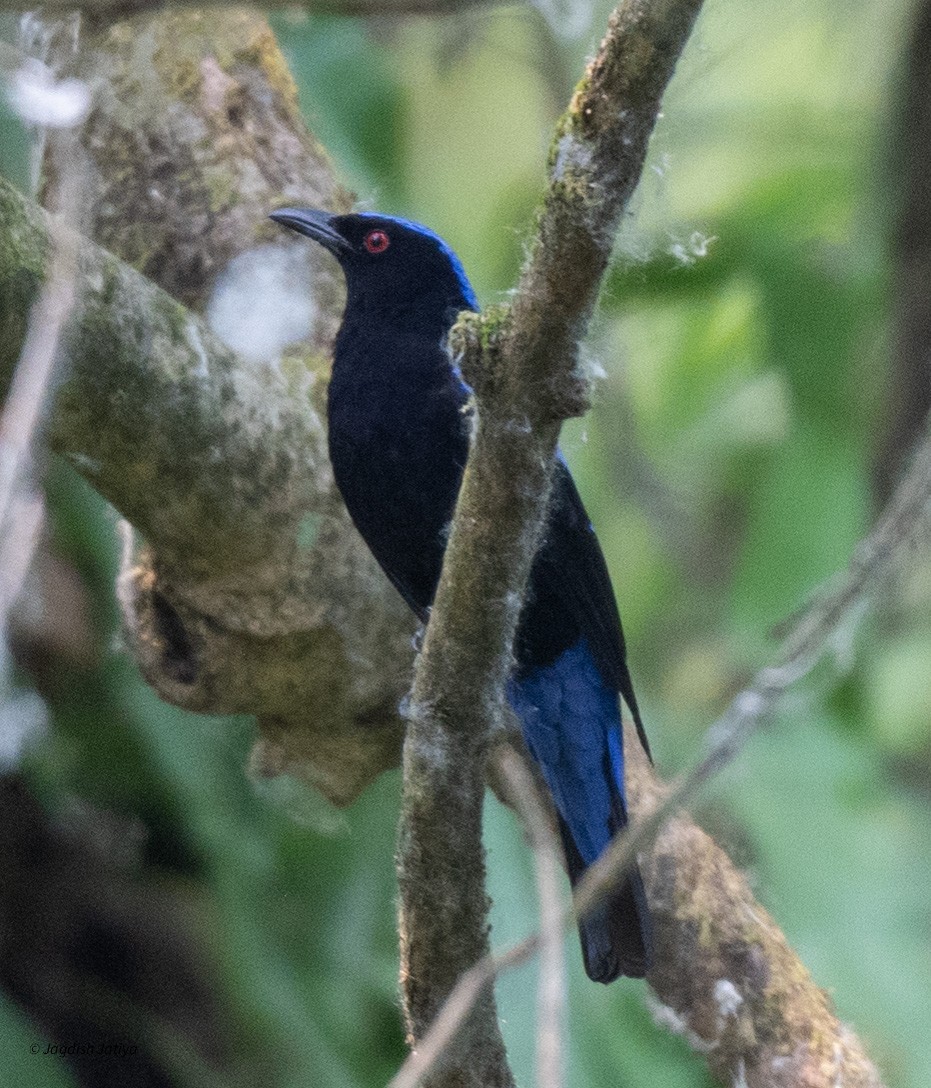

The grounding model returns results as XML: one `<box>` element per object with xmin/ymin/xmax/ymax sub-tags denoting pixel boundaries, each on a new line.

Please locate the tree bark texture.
<box><xmin>625</xmin><ymin>728</ymin><xmax>884</xmax><ymax>1088</ymax></box>
<box><xmin>43</xmin><ymin>10</ymin><xmax>416</xmax><ymax>806</ymax></box>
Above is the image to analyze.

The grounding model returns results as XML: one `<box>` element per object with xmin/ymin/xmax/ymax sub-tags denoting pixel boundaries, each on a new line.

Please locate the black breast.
<box><xmin>327</xmin><ymin>328</ymin><xmax>471</xmax><ymax>617</ymax></box>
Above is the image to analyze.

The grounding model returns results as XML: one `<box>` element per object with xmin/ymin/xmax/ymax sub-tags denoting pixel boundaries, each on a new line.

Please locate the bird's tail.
<box><xmin>558</xmin><ymin>807</ymin><xmax>653</xmax><ymax>983</ymax></box>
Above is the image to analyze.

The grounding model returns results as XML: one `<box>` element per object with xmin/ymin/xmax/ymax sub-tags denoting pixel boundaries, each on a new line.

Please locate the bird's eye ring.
<box><xmin>363</xmin><ymin>229</ymin><xmax>391</xmax><ymax>255</ymax></box>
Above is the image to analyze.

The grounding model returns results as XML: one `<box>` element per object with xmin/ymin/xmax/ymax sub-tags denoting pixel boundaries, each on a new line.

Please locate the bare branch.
<box><xmin>492</xmin><ymin>745</ymin><xmax>565</xmax><ymax>1088</ymax></box>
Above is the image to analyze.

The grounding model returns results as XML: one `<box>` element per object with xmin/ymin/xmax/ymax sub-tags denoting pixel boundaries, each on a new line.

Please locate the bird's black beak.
<box><xmin>269</xmin><ymin>207</ymin><xmax>351</xmax><ymax>256</ymax></box>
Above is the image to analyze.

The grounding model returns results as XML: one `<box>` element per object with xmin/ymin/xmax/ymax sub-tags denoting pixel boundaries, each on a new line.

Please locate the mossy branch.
<box><xmin>0</xmin><ymin>170</ymin><xmax>411</xmax><ymax>804</ymax></box>
<box><xmin>0</xmin><ymin>177</ymin><xmax>295</xmax><ymax>567</ymax></box>
<box><xmin>396</xmin><ymin>1</ymin><xmax>704</xmax><ymax>1085</ymax></box>
<box><xmin>627</xmin><ymin>729</ymin><xmax>887</xmax><ymax>1088</ymax></box>
<box><xmin>31</xmin><ymin>10</ymin><xmax>416</xmax><ymax>807</ymax></box>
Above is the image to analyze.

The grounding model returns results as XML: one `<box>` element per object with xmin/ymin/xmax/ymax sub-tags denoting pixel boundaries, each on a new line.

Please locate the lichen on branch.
<box><xmin>0</xmin><ymin>173</ymin><xmax>410</xmax><ymax>806</ymax></box>
<box><xmin>31</xmin><ymin>10</ymin><xmax>416</xmax><ymax>807</ymax></box>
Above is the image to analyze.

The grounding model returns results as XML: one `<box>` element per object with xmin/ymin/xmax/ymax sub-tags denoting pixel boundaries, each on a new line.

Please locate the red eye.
<box><xmin>363</xmin><ymin>229</ymin><xmax>390</xmax><ymax>254</ymax></box>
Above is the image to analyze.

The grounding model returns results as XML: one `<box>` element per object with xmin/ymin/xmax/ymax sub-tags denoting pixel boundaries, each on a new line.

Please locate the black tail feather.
<box><xmin>559</xmin><ymin>816</ymin><xmax>653</xmax><ymax>983</ymax></box>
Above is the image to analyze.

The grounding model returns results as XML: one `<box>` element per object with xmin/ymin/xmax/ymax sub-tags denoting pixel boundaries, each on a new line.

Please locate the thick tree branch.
<box><xmin>31</xmin><ymin>10</ymin><xmax>416</xmax><ymax>806</ymax></box>
<box><xmin>397</xmin><ymin>1</ymin><xmax>704</xmax><ymax>1085</ymax></box>
<box><xmin>0</xmin><ymin>182</ymin><xmax>254</xmax><ymax>541</ymax></box>
<box><xmin>0</xmin><ymin>172</ymin><xmax>410</xmax><ymax>803</ymax></box>
<box><xmin>1</xmin><ymin>186</ymin><xmax>314</xmax><ymax>572</ymax></box>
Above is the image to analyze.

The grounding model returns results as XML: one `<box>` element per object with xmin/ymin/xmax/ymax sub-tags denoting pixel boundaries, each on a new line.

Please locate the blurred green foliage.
<box><xmin>3</xmin><ymin>0</ymin><xmax>931</xmax><ymax>1084</ymax></box>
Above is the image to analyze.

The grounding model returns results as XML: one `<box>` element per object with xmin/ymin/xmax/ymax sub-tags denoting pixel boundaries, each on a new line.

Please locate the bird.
<box><xmin>270</xmin><ymin>207</ymin><xmax>653</xmax><ymax>982</ymax></box>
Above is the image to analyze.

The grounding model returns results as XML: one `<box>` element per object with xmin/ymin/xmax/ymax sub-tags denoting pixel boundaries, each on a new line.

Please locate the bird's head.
<box><xmin>270</xmin><ymin>208</ymin><xmax>478</xmax><ymax>332</ymax></box>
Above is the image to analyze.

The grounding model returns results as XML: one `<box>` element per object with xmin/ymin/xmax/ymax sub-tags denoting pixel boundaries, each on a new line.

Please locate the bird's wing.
<box><xmin>352</xmin><ymin>521</ymin><xmax>440</xmax><ymax>626</ymax></box>
<box><xmin>374</xmin><ymin>553</ymin><xmax>432</xmax><ymax>623</ymax></box>
<box><xmin>529</xmin><ymin>459</ymin><xmax>651</xmax><ymax>759</ymax></box>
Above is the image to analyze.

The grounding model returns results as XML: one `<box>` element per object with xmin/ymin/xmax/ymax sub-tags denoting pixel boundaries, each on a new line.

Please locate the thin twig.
<box><xmin>0</xmin><ymin>119</ymin><xmax>82</xmax><ymax>630</ymax></box>
<box><xmin>387</xmin><ymin>941</ymin><xmax>534</xmax><ymax>1088</ymax></box>
<box><xmin>492</xmin><ymin>744</ymin><xmax>565</xmax><ymax>1088</ymax></box>
<box><xmin>388</xmin><ymin>965</ymin><xmax>498</xmax><ymax>1088</ymax></box>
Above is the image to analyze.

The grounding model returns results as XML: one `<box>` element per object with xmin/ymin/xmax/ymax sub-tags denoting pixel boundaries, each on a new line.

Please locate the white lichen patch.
<box><xmin>646</xmin><ymin>994</ymin><xmax>717</xmax><ymax>1053</ymax></box>
<box><xmin>207</xmin><ymin>244</ymin><xmax>316</xmax><ymax>364</ymax></box>
<box><xmin>7</xmin><ymin>58</ymin><xmax>90</xmax><ymax>128</ymax></box>
<box><xmin>714</xmin><ymin>978</ymin><xmax>744</xmax><ymax>1022</ymax></box>
<box><xmin>400</xmin><ymin>704</ymin><xmax>453</xmax><ymax>773</ymax></box>
<box><xmin>575</xmin><ymin>348</ymin><xmax>607</xmax><ymax>385</ymax></box>
<box><xmin>502</xmin><ymin>415</ymin><xmax>532</xmax><ymax>436</ymax></box>
<box><xmin>552</xmin><ymin>134</ymin><xmax>594</xmax><ymax>182</ymax></box>
<box><xmin>504</xmin><ymin>590</ymin><xmax>523</xmax><ymax>615</ymax></box>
